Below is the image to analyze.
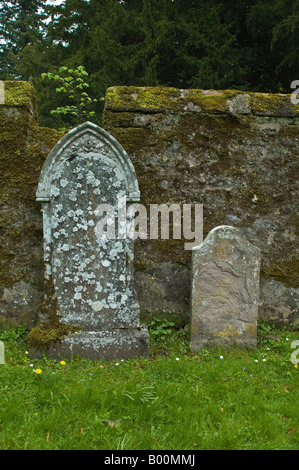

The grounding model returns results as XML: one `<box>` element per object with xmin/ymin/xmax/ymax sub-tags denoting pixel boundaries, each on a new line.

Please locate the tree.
<box><xmin>173</xmin><ymin>1</ymin><xmax>245</xmax><ymax>90</ymax></box>
<box><xmin>41</xmin><ymin>65</ymin><xmax>101</xmax><ymax>128</ymax></box>
<box><xmin>0</xmin><ymin>0</ymin><xmax>47</xmax><ymax>79</ymax></box>
<box><xmin>271</xmin><ymin>0</ymin><xmax>299</xmax><ymax>91</ymax></box>
<box><xmin>245</xmin><ymin>0</ymin><xmax>288</xmax><ymax>91</ymax></box>
<box><xmin>1</xmin><ymin>0</ymin><xmax>297</xmax><ymax>127</ymax></box>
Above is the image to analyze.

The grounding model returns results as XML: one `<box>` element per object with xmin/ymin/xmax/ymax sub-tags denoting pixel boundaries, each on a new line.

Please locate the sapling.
<box><xmin>41</xmin><ymin>65</ymin><xmax>103</xmax><ymax>125</ymax></box>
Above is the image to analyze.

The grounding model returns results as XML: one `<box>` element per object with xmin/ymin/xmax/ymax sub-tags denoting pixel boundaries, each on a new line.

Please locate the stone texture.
<box><xmin>0</xmin><ymin>281</ymin><xmax>40</xmax><ymax>328</ymax></box>
<box><xmin>103</xmin><ymin>86</ymin><xmax>299</xmax><ymax>328</ymax></box>
<box><xmin>259</xmin><ymin>278</ymin><xmax>299</xmax><ymax>328</ymax></box>
<box><xmin>0</xmin><ymin>81</ymin><xmax>63</xmax><ymax>328</ymax></box>
<box><xmin>30</xmin><ymin>121</ymin><xmax>149</xmax><ymax>360</ymax></box>
<box><xmin>1</xmin><ymin>82</ymin><xmax>298</xmax><ymax>330</ymax></box>
<box><xmin>190</xmin><ymin>226</ymin><xmax>261</xmax><ymax>350</ymax></box>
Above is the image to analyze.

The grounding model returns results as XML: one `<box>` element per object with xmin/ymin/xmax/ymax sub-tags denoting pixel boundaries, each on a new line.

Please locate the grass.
<box><xmin>0</xmin><ymin>322</ymin><xmax>298</xmax><ymax>450</ymax></box>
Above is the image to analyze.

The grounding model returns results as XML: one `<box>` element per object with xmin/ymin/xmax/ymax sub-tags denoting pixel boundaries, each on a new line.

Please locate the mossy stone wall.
<box><xmin>0</xmin><ymin>81</ymin><xmax>63</xmax><ymax>328</ymax></box>
<box><xmin>102</xmin><ymin>86</ymin><xmax>299</xmax><ymax>327</ymax></box>
<box><xmin>0</xmin><ymin>82</ymin><xmax>298</xmax><ymax>329</ymax></box>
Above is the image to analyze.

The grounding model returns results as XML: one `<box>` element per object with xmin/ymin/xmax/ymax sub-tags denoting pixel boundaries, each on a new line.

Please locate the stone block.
<box><xmin>30</xmin><ymin>327</ymin><xmax>150</xmax><ymax>361</ymax></box>
<box><xmin>190</xmin><ymin>225</ymin><xmax>261</xmax><ymax>351</ymax></box>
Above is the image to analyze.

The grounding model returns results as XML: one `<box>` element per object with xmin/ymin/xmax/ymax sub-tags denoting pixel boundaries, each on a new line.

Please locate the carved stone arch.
<box><xmin>37</xmin><ymin>121</ymin><xmax>140</xmax><ymax>202</ymax></box>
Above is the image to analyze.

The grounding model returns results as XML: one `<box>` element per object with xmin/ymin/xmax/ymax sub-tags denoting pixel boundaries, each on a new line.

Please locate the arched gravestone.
<box><xmin>36</xmin><ymin>121</ymin><xmax>149</xmax><ymax>360</ymax></box>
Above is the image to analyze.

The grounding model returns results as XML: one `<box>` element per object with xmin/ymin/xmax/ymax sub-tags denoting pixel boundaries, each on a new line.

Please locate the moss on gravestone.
<box><xmin>27</xmin><ymin>276</ymin><xmax>81</xmax><ymax>350</ymax></box>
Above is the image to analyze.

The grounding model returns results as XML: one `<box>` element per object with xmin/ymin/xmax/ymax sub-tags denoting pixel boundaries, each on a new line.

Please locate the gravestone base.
<box><xmin>30</xmin><ymin>327</ymin><xmax>150</xmax><ymax>361</ymax></box>
<box><xmin>190</xmin><ymin>327</ymin><xmax>257</xmax><ymax>352</ymax></box>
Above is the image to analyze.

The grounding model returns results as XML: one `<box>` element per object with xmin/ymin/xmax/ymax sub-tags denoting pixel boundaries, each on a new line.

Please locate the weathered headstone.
<box><xmin>190</xmin><ymin>225</ymin><xmax>261</xmax><ymax>351</ymax></box>
<box><xmin>33</xmin><ymin>121</ymin><xmax>149</xmax><ymax>360</ymax></box>
<box><xmin>0</xmin><ymin>340</ymin><xmax>4</xmax><ymax>364</ymax></box>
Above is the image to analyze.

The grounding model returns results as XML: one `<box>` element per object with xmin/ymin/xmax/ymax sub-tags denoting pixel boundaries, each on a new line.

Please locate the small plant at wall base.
<box><xmin>41</xmin><ymin>66</ymin><xmax>103</xmax><ymax>127</ymax></box>
<box><xmin>148</xmin><ymin>317</ymin><xmax>189</xmax><ymax>355</ymax></box>
<box><xmin>148</xmin><ymin>318</ymin><xmax>176</xmax><ymax>343</ymax></box>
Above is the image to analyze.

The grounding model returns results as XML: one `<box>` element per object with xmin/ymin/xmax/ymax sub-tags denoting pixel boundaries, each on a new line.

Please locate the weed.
<box><xmin>148</xmin><ymin>318</ymin><xmax>175</xmax><ymax>342</ymax></box>
<box><xmin>148</xmin><ymin>318</ymin><xmax>189</xmax><ymax>354</ymax></box>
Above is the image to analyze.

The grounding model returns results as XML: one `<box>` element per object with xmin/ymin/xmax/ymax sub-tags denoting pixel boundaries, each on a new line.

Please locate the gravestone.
<box><xmin>0</xmin><ymin>341</ymin><xmax>4</xmax><ymax>364</ymax></box>
<box><xmin>190</xmin><ymin>225</ymin><xmax>261</xmax><ymax>351</ymax></box>
<box><xmin>34</xmin><ymin>121</ymin><xmax>149</xmax><ymax>360</ymax></box>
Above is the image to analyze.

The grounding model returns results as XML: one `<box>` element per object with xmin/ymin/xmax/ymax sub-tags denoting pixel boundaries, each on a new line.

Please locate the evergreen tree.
<box><xmin>0</xmin><ymin>0</ymin><xmax>47</xmax><ymax>79</ymax></box>
<box><xmin>173</xmin><ymin>1</ymin><xmax>245</xmax><ymax>89</ymax></box>
<box><xmin>245</xmin><ymin>0</ymin><xmax>288</xmax><ymax>91</ymax></box>
<box><xmin>271</xmin><ymin>0</ymin><xmax>299</xmax><ymax>91</ymax></box>
<box><xmin>1</xmin><ymin>0</ymin><xmax>297</xmax><ymax>126</ymax></box>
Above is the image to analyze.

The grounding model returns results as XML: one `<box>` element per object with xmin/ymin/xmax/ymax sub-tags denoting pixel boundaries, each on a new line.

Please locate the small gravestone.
<box><xmin>34</xmin><ymin>121</ymin><xmax>149</xmax><ymax>360</ymax></box>
<box><xmin>190</xmin><ymin>225</ymin><xmax>260</xmax><ymax>351</ymax></box>
<box><xmin>0</xmin><ymin>341</ymin><xmax>5</xmax><ymax>364</ymax></box>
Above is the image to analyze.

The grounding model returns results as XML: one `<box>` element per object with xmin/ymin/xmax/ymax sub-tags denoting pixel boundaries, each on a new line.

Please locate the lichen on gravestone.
<box><xmin>30</xmin><ymin>121</ymin><xmax>150</xmax><ymax>360</ymax></box>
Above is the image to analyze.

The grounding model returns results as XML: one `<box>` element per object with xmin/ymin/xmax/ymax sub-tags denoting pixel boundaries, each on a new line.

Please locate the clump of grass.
<box><xmin>0</xmin><ymin>322</ymin><xmax>298</xmax><ymax>450</ymax></box>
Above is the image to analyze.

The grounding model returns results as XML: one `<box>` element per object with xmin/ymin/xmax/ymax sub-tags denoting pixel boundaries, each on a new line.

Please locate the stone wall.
<box><xmin>0</xmin><ymin>82</ymin><xmax>298</xmax><ymax>329</ymax></box>
<box><xmin>0</xmin><ymin>81</ymin><xmax>63</xmax><ymax>328</ymax></box>
<box><xmin>102</xmin><ymin>86</ymin><xmax>299</xmax><ymax>328</ymax></box>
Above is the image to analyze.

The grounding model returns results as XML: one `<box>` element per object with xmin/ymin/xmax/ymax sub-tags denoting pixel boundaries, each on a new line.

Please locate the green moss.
<box><xmin>0</xmin><ymin>111</ymin><xmax>63</xmax><ymax>289</ymax></box>
<box><xmin>261</xmin><ymin>259</ymin><xmax>299</xmax><ymax>289</ymax></box>
<box><xmin>27</xmin><ymin>276</ymin><xmax>81</xmax><ymax>350</ymax></box>
<box><xmin>2</xmin><ymin>81</ymin><xmax>36</xmax><ymax>113</ymax></box>
<box><xmin>102</xmin><ymin>111</ymin><xmax>135</xmax><ymax>128</ymax></box>
<box><xmin>186</xmin><ymin>88</ymin><xmax>244</xmax><ymax>113</ymax></box>
<box><xmin>105</xmin><ymin>86</ymin><xmax>181</xmax><ymax>113</ymax></box>
<box><xmin>134</xmin><ymin>258</ymin><xmax>154</xmax><ymax>271</ymax></box>
<box><xmin>0</xmin><ymin>111</ymin><xmax>62</xmax><ymax>201</ymax></box>
<box><xmin>27</xmin><ymin>322</ymin><xmax>80</xmax><ymax>350</ymax></box>
<box><xmin>250</xmin><ymin>92</ymin><xmax>299</xmax><ymax>117</ymax></box>
<box><xmin>105</xmin><ymin>86</ymin><xmax>247</xmax><ymax>114</ymax></box>
<box><xmin>105</xmin><ymin>86</ymin><xmax>299</xmax><ymax>120</ymax></box>
<box><xmin>104</xmin><ymin>126</ymin><xmax>152</xmax><ymax>159</ymax></box>
<box><xmin>176</xmin><ymin>112</ymin><xmax>251</xmax><ymax>150</ymax></box>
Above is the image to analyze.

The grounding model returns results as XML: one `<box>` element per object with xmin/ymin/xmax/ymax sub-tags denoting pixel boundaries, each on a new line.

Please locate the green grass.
<box><xmin>0</xmin><ymin>322</ymin><xmax>298</xmax><ymax>450</ymax></box>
